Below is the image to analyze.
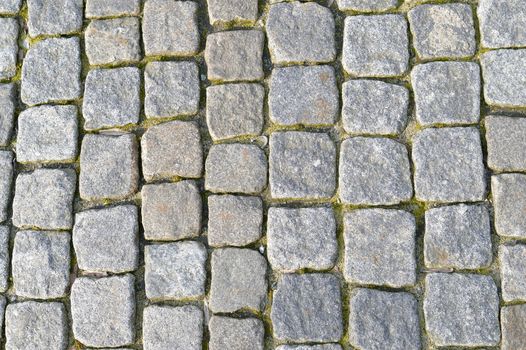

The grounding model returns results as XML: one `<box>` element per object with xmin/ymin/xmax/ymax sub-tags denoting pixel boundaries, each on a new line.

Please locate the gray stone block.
<box><xmin>412</xmin><ymin>127</ymin><xmax>485</xmax><ymax>203</ymax></box>
<box><xmin>276</xmin><ymin>345</ymin><xmax>342</xmax><ymax>350</ymax></box>
<box><xmin>12</xmin><ymin>168</ymin><xmax>76</xmax><ymax>230</ymax></box>
<box><xmin>0</xmin><ymin>83</ymin><xmax>15</xmax><ymax>146</ymax></box>
<box><xmin>339</xmin><ymin>137</ymin><xmax>412</xmax><ymax>205</ymax></box>
<box><xmin>145</xmin><ymin>241</ymin><xmax>207</xmax><ymax>300</ymax></box>
<box><xmin>269</xmin><ymin>131</ymin><xmax>336</xmax><ymax>200</ymax></box>
<box><xmin>343</xmin><ymin>15</ymin><xmax>408</xmax><ymax>77</ymax></box>
<box><xmin>485</xmin><ymin>115</ymin><xmax>526</xmax><ymax>171</ymax></box>
<box><xmin>424</xmin><ymin>273</ymin><xmax>500</xmax><ymax>347</ymax></box>
<box><xmin>0</xmin><ymin>226</ymin><xmax>9</xmax><ymax>292</ymax></box>
<box><xmin>27</xmin><ymin>0</ymin><xmax>82</xmax><ymax>37</ymax></box>
<box><xmin>349</xmin><ymin>288</ymin><xmax>421</xmax><ymax>350</ymax></box>
<box><xmin>337</xmin><ymin>0</ymin><xmax>397</xmax><ymax>11</ymax></box>
<box><xmin>86</xmin><ymin>0</ymin><xmax>140</xmax><ymax>18</ymax></box>
<box><xmin>501</xmin><ymin>304</ymin><xmax>526</xmax><ymax>350</ymax></box>
<box><xmin>267</xmin><ymin>207</ymin><xmax>337</xmax><ymax>272</ymax></box>
<box><xmin>0</xmin><ymin>151</ymin><xmax>13</xmax><ymax>223</ymax></box>
<box><xmin>142</xmin><ymin>181</ymin><xmax>201</xmax><ymax>241</ymax></box>
<box><xmin>209</xmin><ymin>316</ymin><xmax>264</xmax><ymax>350</ymax></box>
<box><xmin>0</xmin><ymin>295</ymin><xmax>4</xmax><ymax>331</ymax></box>
<box><xmin>209</xmin><ymin>248</ymin><xmax>267</xmax><ymax>313</ymax></box>
<box><xmin>71</xmin><ymin>275</ymin><xmax>135</xmax><ymax>347</ymax></box>
<box><xmin>73</xmin><ymin>205</ymin><xmax>139</xmax><ymax>273</ymax></box>
<box><xmin>271</xmin><ymin>273</ymin><xmax>343</xmax><ymax>342</ymax></box>
<box><xmin>207</xmin><ymin>0</ymin><xmax>258</xmax><ymax>25</ymax></box>
<box><xmin>16</xmin><ymin>105</ymin><xmax>78</xmax><ymax>163</ymax></box>
<box><xmin>344</xmin><ymin>209</ymin><xmax>416</xmax><ymax>288</ymax></box>
<box><xmin>0</xmin><ymin>0</ymin><xmax>21</xmax><ymax>14</ymax></box>
<box><xmin>0</xmin><ymin>18</ymin><xmax>18</xmax><ymax>80</ymax></box>
<box><xmin>478</xmin><ymin>0</ymin><xmax>526</xmax><ymax>49</ymax></box>
<box><xmin>492</xmin><ymin>174</ymin><xmax>526</xmax><ymax>238</ymax></box>
<box><xmin>499</xmin><ymin>245</ymin><xmax>526</xmax><ymax>302</ymax></box>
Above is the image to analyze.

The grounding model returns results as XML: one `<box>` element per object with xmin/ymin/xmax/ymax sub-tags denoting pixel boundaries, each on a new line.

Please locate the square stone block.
<box><xmin>501</xmin><ymin>304</ymin><xmax>526</xmax><ymax>350</ymax></box>
<box><xmin>0</xmin><ymin>226</ymin><xmax>9</xmax><ymax>292</ymax></box>
<box><xmin>0</xmin><ymin>18</ymin><xmax>18</xmax><ymax>80</ymax></box>
<box><xmin>207</xmin><ymin>0</ymin><xmax>258</xmax><ymax>25</ymax></box>
<box><xmin>0</xmin><ymin>0</ymin><xmax>21</xmax><ymax>14</ymax></box>
<box><xmin>0</xmin><ymin>151</ymin><xmax>13</xmax><ymax>223</ymax></box>
<box><xmin>27</xmin><ymin>0</ymin><xmax>82</xmax><ymax>37</ymax></box>
<box><xmin>337</xmin><ymin>0</ymin><xmax>397</xmax><ymax>11</ymax></box>
<box><xmin>86</xmin><ymin>0</ymin><xmax>140</xmax><ymax>18</ymax></box>
<box><xmin>492</xmin><ymin>174</ymin><xmax>526</xmax><ymax>238</ymax></box>
<box><xmin>478</xmin><ymin>0</ymin><xmax>526</xmax><ymax>49</ymax></box>
<box><xmin>209</xmin><ymin>316</ymin><xmax>264</xmax><ymax>350</ymax></box>
<box><xmin>500</xmin><ymin>245</ymin><xmax>526</xmax><ymax>302</ymax></box>
<box><xmin>485</xmin><ymin>115</ymin><xmax>526</xmax><ymax>171</ymax></box>
<box><xmin>0</xmin><ymin>83</ymin><xmax>16</xmax><ymax>146</ymax></box>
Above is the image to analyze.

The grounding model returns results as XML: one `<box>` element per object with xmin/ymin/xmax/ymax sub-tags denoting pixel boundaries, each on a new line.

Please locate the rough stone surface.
<box><xmin>424</xmin><ymin>273</ymin><xmax>500</xmax><ymax>347</ymax></box>
<box><xmin>209</xmin><ymin>316</ymin><xmax>264</xmax><ymax>350</ymax></box>
<box><xmin>0</xmin><ymin>151</ymin><xmax>13</xmax><ymax>223</ymax></box>
<box><xmin>412</xmin><ymin>62</ymin><xmax>481</xmax><ymax>126</ymax></box>
<box><xmin>339</xmin><ymin>137</ymin><xmax>412</xmax><ymax>205</ymax></box>
<box><xmin>80</xmin><ymin>134</ymin><xmax>139</xmax><ymax>201</ymax></box>
<box><xmin>343</xmin><ymin>15</ymin><xmax>408</xmax><ymax>77</ymax></box>
<box><xmin>145</xmin><ymin>61</ymin><xmax>200</xmax><ymax>118</ymax></box>
<box><xmin>0</xmin><ymin>0</ymin><xmax>21</xmax><ymax>14</ymax></box>
<box><xmin>501</xmin><ymin>304</ymin><xmax>526</xmax><ymax>350</ymax></box>
<box><xmin>485</xmin><ymin>115</ymin><xmax>526</xmax><ymax>171</ymax></box>
<box><xmin>5</xmin><ymin>301</ymin><xmax>67</xmax><ymax>350</ymax></box>
<box><xmin>0</xmin><ymin>226</ymin><xmax>9</xmax><ymax>292</ymax></box>
<box><xmin>143</xmin><ymin>0</ymin><xmax>199</xmax><ymax>57</ymax></box>
<box><xmin>271</xmin><ymin>273</ymin><xmax>343</xmax><ymax>343</ymax></box>
<box><xmin>209</xmin><ymin>248</ymin><xmax>267</xmax><ymax>313</ymax></box>
<box><xmin>0</xmin><ymin>18</ymin><xmax>18</xmax><ymax>80</ymax></box>
<box><xmin>269</xmin><ymin>65</ymin><xmax>339</xmax><ymax>126</ymax></box>
<box><xmin>408</xmin><ymin>4</ymin><xmax>476</xmax><ymax>60</ymax></box>
<box><xmin>86</xmin><ymin>0</ymin><xmax>140</xmax><ymax>18</ymax></box>
<box><xmin>349</xmin><ymin>288</ymin><xmax>421</xmax><ymax>350</ymax></box>
<box><xmin>267</xmin><ymin>207</ymin><xmax>337</xmax><ymax>272</ymax></box>
<box><xmin>12</xmin><ymin>168</ymin><xmax>76</xmax><ymax>230</ymax></box>
<box><xmin>71</xmin><ymin>275</ymin><xmax>135</xmax><ymax>348</ymax></box>
<box><xmin>83</xmin><ymin>67</ymin><xmax>141</xmax><ymax>130</ymax></box>
<box><xmin>269</xmin><ymin>132</ymin><xmax>336</xmax><ymax>200</ymax></box>
<box><xmin>208</xmin><ymin>0</ymin><xmax>258</xmax><ymax>25</ymax></box>
<box><xmin>492</xmin><ymin>174</ymin><xmax>526</xmax><ymax>238</ymax></box>
<box><xmin>206</xmin><ymin>83</ymin><xmax>264</xmax><ymax>141</ymax></box>
<box><xmin>16</xmin><ymin>105</ymin><xmax>78</xmax><ymax>163</ymax></box>
<box><xmin>208</xmin><ymin>195</ymin><xmax>263</xmax><ymax>247</ymax></box>
<box><xmin>342</xmin><ymin>79</ymin><xmax>408</xmax><ymax>135</ymax></box>
<box><xmin>21</xmin><ymin>37</ymin><xmax>81</xmax><ymax>105</ymax></box>
<box><xmin>344</xmin><ymin>209</ymin><xmax>416</xmax><ymax>288</ymax></box>
<box><xmin>0</xmin><ymin>83</ymin><xmax>15</xmax><ymax>146</ymax></box>
<box><xmin>337</xmin><ymin>0</ymin><xmax>397</xmax><ymax>11</ymax></box>
<box><xmin>205</xmin><ymin>30</ymin><xmax>264</xmax><ymax>82</ymax></box>
<box><xmin>85</xmin><ymin>18</ymin><xmax>141</xmax><ymax>66</ymax></box>
<box><xmin>412</xmin><ymin>127</ymin><xmax>485</xmax><ymax>203</ymax></box>
<box><xmin>143</xmin><ymin>305</ymin><xmax>203</xmax><ymax>350</ymax></box>
<box><xmin>205</xmin><ymin>143</ymin><xmax>267</xmax><ymax>194</ymax></box>
<box><xmin>424</xmin><ymin>204</ymin><xmax>492</xmax><ymax>270</ymax></box>
<box><xmin>73</xmin><ymin>205</ymin><xmax>139</xmax><ymax>273</ymax></box>
<box><xmin>145</xmin><ymin>241</ymin><xmax>207</xmax><ymax>300</ymax></box>
<box><xmin>27</xmin><ymin>0</ymin><xmax>83</xmax><ymax>37</ymax></box>
<box><xmin>142</xmin><ymin>180</ymin><xmax>201</xmax><ymax>241</ymax></box>
<box><xmin>267</xmin><ymin>2</ymin><xmax>335</xmax><ymax>64</ymax></box>
<box><xmin>141</xmin><ymin>121</ymin><xmax>203</xmax><ymax>181</ymax></box>
<box><xmin>276</xmin><ymin>346</ymin><xmax>342</xmax><ymax>350</ymax></box>
<box><xmin>478</xmin><ymin>0</ymin><xmax>526</xmax><ymax>49</ymax></box>
<box><xmin>499</xmin><ymin>245</ymin><xmax>526</xmax><ymax>302</ymax></box>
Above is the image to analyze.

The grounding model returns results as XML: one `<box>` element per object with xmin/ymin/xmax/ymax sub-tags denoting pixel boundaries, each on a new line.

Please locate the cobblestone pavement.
<box><xmin>0</xmin><ymin>0</ymin><xmax>526</xmax><ymax>349</ymax></box>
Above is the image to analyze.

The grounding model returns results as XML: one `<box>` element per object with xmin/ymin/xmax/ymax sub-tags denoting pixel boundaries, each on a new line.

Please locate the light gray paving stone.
<box><xmin>0</xmin><ymin>226</ymin><xmax>9</xmax><ymax>292</ymax></box>
<box><xmin>205</xmin><ymin>30</ymin><xmax>264</xmax><ymax>82</ymax></box>
<box><xmin>424</xmin><ymin>273</ymin><xmax>500</xmax><ymax>347</ymax></box>
<box><xmin>79</xmin><ymin>134</ymin><xmax>139</xmax><ymax>201</ymax></box>
<box><xmin>342</xmin><ymin>80</ymin><xmax>408</xmax><ymax>135</ymax></box>
<box><xmin>12</xmin><ymin>230</ymin><xmax>70</xmax><ymax>299</ymax></box>
<box><xmin>145</xmin><ymin>61</ymin><xmax>200</xmax><ymax>118</ymax></box>
<box><xmin>0</xmin><ymin>295</ymin><xmax>5</xmax><ymax>330</ymax></box>
<box><xmin>208</xmin><ymin>195</ymin><xmax>263</xmax><ymax>247</ymax></box>
<box><xmin>478</xmin><ymin>0</ymin><xmax>526</xmax><ymax>49</ymax></box>
<box><xmin>86</xmin><ymin>0</ymin><xmax>140</xmax><ymax>18</ymax></box>
<box><xmin>501</xmin><ymin>304</ymin><xmax>526</xmax><ymax>350</ymax></box>
<box><xmin>0</xmin><ymin>151</ymin><xmax>13</xmax><ymax>223</ymax></box>
<box><xmin>21</xmin><ymin>37</ymin><xmax>81</xmax><ymax>105</ymax></box>
<box><xmin>206</xmin><ymin>83</ymin><xmax>264</xmax><ymax>141</ymax></box>
<box><xmin>5</xmin><ymin>301</ymin><xmax>67</xmax><ymax>350</ymax></box>
<box><xmin>12</xmin><ymin>168</ymin><xmax>76</xmax><ymax>230</ymax></box>
<box><xmin>499</xmin><ymin>245</ymin><xmax>526</xmax><ymax>302</ymax></box>
<box><xmin>337</xmin><ymin>0</ymin><xmax>397</xmax><ymax>11</ymax></box>
<box><xmin>209</xmin><ymin>248</ymin><xmax>267</xmax><ymax>313</ymax></box>
<box><xmin>0</xmin><ymin>18</ymin><xmax>18</xmax><ymax>80</ymax></box>
<box><xmin>276</xmin><ymin>345</ymin><xmax>342</xmax><ymax>350</ymax></box>
<box><xmin>209</xmin><ymin>316</ymin><xmax>264</xmax><ymax>350</ymax></box>
<box><xmin>339</xmin><ymin>137</ymin><xmax>412</xmax><ymax>205</ymax></box>
<box><xmin>16</xmin><ymin>105</ymin><xmax>78</xmax><ymax>163</ymax></box>
<box><xmin>343</xmin><ymin>15</ymin><xmax>408</xmax><ymax>77</ymax></box>
<box><xmin>344</xmin><ymin>209</ymin><xmax>416</xmax><ymax>287</ymax></box>
<box><xmin>271</xmin><ymin>273</ymin><xmax>343</xmax><ymax>342</ymax></box>
<box><xmin>27</xmin><ymin>0</ymin><xmax>82</xmax><ymax>37</ymax></box>
<box><xmin>485</xmin><ymin>115</ymin><xmax>526</xmax><ymax>171</ymax></box>
<box><xmin>0</xmin><ymin>0</ymin><xmax>21</xmax><ymax>14</ymax></box>
<box><xmin>143</xmin><ymin>305</ymin><xmax>203</xmax><ymax>350</ymax></box>
<box><xmin>85</xmin><ymin>18</ymin><xmax>141</xmax><ymax>66</ymax></box>
<box><xmin>73</xmin><ymin>205</ymin><xmax>139</xmax><ymax>273</ymax></box>
<box><xmin>412</xmin><ymin>62</ymin><xmax>480</xmax><ymax>126</ymax></box>
<box><xmin>412</xmin><ymin>127</ymin><xmax>485</xmax><ymax>203</ymax></box>
<box><xmin>269</xmin><ymin>66</ymin><xmax>338</xmax><ymax>126</ymax></box>
<box><xmin>269</xmin><ymin>131</ymin><xmax>336</xmax><ymax>200</ymax></box>
<box><xmin>205</xmin><ymin>143</ymin><xmax>267</xmax><ymax>194</ymax></box>
<box><xmin>83</xmin><ymin>67</ymin><xmax>140</xmax><ymax>130</ymax></box>
<box><xmin>207</xmin><ymin>0</ymin><xmax>258</xmax><ymax>25</ymax></box>
<box><xmin>424</xmin><ymin>204</ymin><xmax>492</xmax><ymax>270</ymax></box>
<box><xmin>141</xmin><ymin>120</ymin><xmax>203</xmax><ymax>181</ymax></box>
<box><xmin>493</xmin><ymin>174</ymin><xmax>526</xmax><ymax>238</ymax></box>
<box><xmin>142</xmin><ymin>181</ymin><xmax>201</xmax><ymax>241</ymax></box>
<box><xmin>145</xmin><ymin>241</ymin><xmax>207</xmax><ymax>300</ymax></box>
<box><xmin>481</xmin><ymin>49</ymin><xmax>526</xmax><ymax>107</ymax></box>
<box><xmin>0</xmin><ymin>83</ymin><xmax>15</xmax><ymax>146</ymax></box>
<box><xmin>266</xmin><ymin>2</ymin><xmax>335</xmax><ymax>64</ymax></box>
<box><xmin>408</xmin><ymin>4</ymin><xmax>476</xmax><ymax>60</ymax></box>
<box><xmin>267</xmin><ymin>207</ymin><xmax>337</xmax><ymax>272</ymax></box>
<box><xmin>71</xmin><ymin>275</ymin><xmax>135</xmax><ymax>348</ymax></box>
<box><xmin>143</xmin><ymin>0</ymin><xmax>199</xmax><ymax>57</ymax></box>
<box><xmin>349</xmin><ymin>288</ymin><xmax>421</xmax><ymax>350</ymax></box>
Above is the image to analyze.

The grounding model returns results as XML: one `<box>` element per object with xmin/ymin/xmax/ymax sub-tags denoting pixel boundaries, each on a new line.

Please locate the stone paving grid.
<box><xmin>0</xmin><ymin>0</ymin><xmax>526</xmax><ymax>349</ymax></box>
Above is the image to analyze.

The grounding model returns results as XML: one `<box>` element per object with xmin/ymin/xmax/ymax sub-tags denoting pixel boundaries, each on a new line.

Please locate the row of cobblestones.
<box><xmin>1</xmin><ymin>0</ymin><xmax>526</xmax><ymax>349</ymax></box>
